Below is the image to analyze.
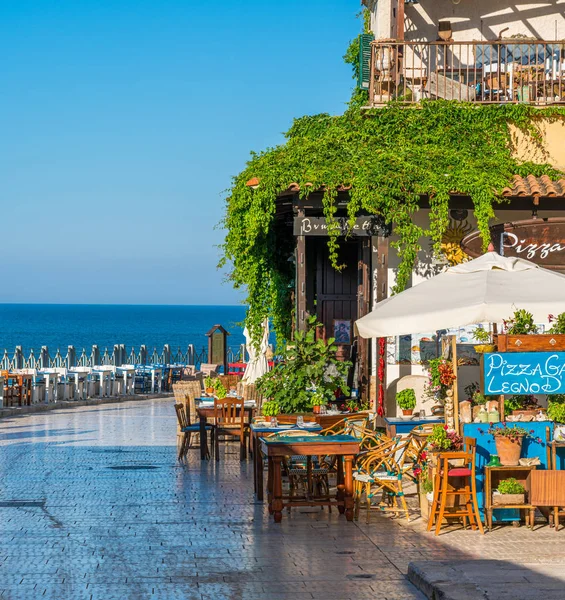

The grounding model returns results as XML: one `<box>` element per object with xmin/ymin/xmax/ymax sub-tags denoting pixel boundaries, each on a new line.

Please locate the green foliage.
<box><xmin>421</xmin><ymin>477</ymin><xmax>433</xmax><ymax>494</ymax></box>
<box><xmin>310</xmin><ymin>392</ymin><xmax>327</xmax><ymax>407</ymax></box>
<box><xmin>504</xmin><ymin>309</ymin><xmax>538</xmax><ymax>335</ymax></box>
<box><xmin>214</xmin><ymin>382</ymin><xmax>227</xmax><ymax>400</ymax></box>
<box><xmin>504</xmin><ymin>394</ymin><xmax>538</xmax><ymax>413</ymax></box>
<box><xmin>397</xmin><ymin>388</ymin><xmax>417</xmax><ymax>410</ymax></box>
<box><xmin>256</xmin><ymin>317</ymin><xmax>350</xmax><ymax>414</ymax></box>
<box><xmin>261</xmin><ymin>400</ymin><xmax>280</xmax><ymax>417</ymax></box>
<box><xmin>221</xmin><ymin>31</ymin><xmax>565</xmax><ymax>346</ymax></box>
<box><xmin>549</xmin><ymin>312</ymin><xmax>565</xmax><ymax>334</ymax></box>
<box><xmin>497</xmin><ymin>478</ymin><xmax>525</xmax><ymax>495</ymax></box>
<box><xmin>428</xmin><ymin>425</ymin><xmax>463</xmax><ymax>451</ymax></box>
<box><xmin>473</xmin><ymin>327</ymin><xmax>492</xmax><ymax>344</ymax></box>
<box><xmin>204</xmin><ymin>376</ymin><xmax>214</xmax><ymax>389</ymax></box>
<box><xmin>473</xmin><ymin>392</ymin><xmax>487</xmax><ymax>405</ymax></box>
<box><xmin>548</xmin><ymin>395</ymin><xmax>565</xmax><ymax>423</ymax></box>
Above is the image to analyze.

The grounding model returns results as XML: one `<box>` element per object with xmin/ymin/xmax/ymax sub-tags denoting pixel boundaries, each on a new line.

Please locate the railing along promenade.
<box><xmin>0</xmin><ymin>343</ymin><xmax>247</xmax><ymax>371</ymax></box>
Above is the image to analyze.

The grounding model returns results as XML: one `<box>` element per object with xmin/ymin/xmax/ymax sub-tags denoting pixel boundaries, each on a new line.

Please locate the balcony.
<box><xmin>368</xmin><ymin>40</ymin><xmax>565</xmax><ymax>106</ymax></box>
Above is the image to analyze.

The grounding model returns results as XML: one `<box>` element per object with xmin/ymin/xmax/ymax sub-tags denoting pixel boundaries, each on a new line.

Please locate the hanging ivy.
<box><xmin>221</xmin><ymin>41</ymin><xmax>565</xmax><ymax>347</ymax></box>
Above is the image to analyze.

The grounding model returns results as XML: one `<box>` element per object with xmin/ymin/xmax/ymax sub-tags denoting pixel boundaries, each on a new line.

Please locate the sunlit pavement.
<box><xmin>0</xmin><ymin>399</ymin><xmax>563</xmax><ymax>600</ymax></box>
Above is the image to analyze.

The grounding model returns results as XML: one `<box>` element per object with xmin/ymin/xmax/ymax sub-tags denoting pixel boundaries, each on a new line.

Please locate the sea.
<box><xmin>0</xmin><ymin>304</ymin><xmax>248</xmax><ymax>354</ymax></box>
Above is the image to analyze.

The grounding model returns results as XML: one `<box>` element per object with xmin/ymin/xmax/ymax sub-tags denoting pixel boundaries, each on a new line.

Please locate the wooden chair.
<box><xmin>427</xmin><ymin>437</ymin><xmax>484</xmax><ymax>536</ymax></box>
<box><xmin>174</xmin><ymin>403</ymin><xmax>214</xmax><ymax>461</ymax></box>
<box><xmin>353</xmin><ymin>435</ymin><xmax>411</xmax><ymax>523</ymax></box>
<box><xmin>218</xmin><ymin>374</ymin><xmax>239</xmax><ymax>391</ymax></box>
<box><xmin>2</xmin><ymin>371</ymin><xmax>22</xmax><ymax>407</ymax></box>
<box><xmin>214</xmin><ymin>397</ymin><xmax>247</xmax><ymax>461</ymax></box>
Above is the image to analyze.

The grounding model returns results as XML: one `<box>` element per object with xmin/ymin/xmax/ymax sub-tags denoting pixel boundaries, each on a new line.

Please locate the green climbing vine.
<box><xmin>220</xmin><ymin>24</ymin><xmax>565</xmax><ymax>347</ymax></box>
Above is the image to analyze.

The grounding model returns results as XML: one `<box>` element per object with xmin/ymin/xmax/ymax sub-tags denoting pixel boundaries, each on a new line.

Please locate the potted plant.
<box><xmin>397</xmin><ymin>388</ymin><xmax>416</xmax><ymax>416</ymax></box>
<box><xmin>493</xmin><ymin>477</ymin><xmax>526</xmax><ymax>505</ymax></box>
<box><xmin>311</xmin><ymin>391</ymin><xmax>326</xmax><ymax>415</ymax></box>
<box><xmin>488</xmin><ymin>424</ymin><xmax>530</xmax><ymax>466</ymax></box>
<box><xmin>505</xmin><ymin>394</ymin><xmax>541</xmax><ymax>418</ymax></box>
<box><xmin>214</xmin><ymin>381</ymin><xmax>227</xmax><ymax>400</ymax></box>
<box><xmin>262</xmin><ymin>400</ymin><xmax>280</xmax><ymax>419</ymax></box>
<box><xmin>204</xmin><ymin>376</ymin><xmax>215</xmax><ymax>395</ymax></box>
<box><xmin>427</xmin><ymin>424</ymin><xmax>464</xmax><ymax>466</ymax></box>
<box><xmin>418</xmin><ymin>476</ymin><xmax>434</xmax><ymax>521</ymax></box>
<box><xmin>256</xmin><ymin>316</ymin><xmax>350</xmax><ymax>414</ymax></box>
<box><xmin>473</xmin><ymin>326</ymin><xmax>496</xmax><ymax>354</ymax></box>
<box><xmin>424</xmin><ymin>357</ymin><xmax>456</xmax><ymax>400</ymax></box>
<box><xmin>498</xmin><ymin>309</ymin><xmax>565</xmax><ymax>352</ymax></box>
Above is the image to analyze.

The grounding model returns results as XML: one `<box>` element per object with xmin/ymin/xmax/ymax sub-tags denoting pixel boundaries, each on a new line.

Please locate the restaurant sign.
<box><xmin>484</xmin><ymin>351</ymin><xmax>565</xmax><ymax>395</ymax></box>
<box><xmin>293</xmin><ymin>216</ymin><xmax>389</xmax><ymax>237</ymax></box>
<box><xmin>461</xmin><ymin>218</ymin><xmax>565</xmax><ymax>269</ymax></box>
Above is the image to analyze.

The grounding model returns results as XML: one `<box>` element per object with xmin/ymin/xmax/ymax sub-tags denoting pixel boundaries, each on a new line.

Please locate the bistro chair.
<box><xmin>427</xmin><ymin>436</ymin><xmax>484</xmax><ymax>536</ymax></box>
<box><xmin>2</xmin><ymin>371</ymin><xmax>23</xmax><ymax>407</ymax></box>
<box><xmin>174</xmin><ymin>403</ymin><xmax>214</xmax><ymax>461</ymax></box>
<box><xmin>214</xmin><ymin>397</ymin><xmax>247</xmax><ymax>461</ymax></box>
<box><xmin>353</xmin><ymin>435</ymin><xmax>411</xmax><ymax>523</ymax></box>
<box><xmin>274</xmin><ymin>430</ymin><xmax>332</xmax><ymax>511</ymax></box>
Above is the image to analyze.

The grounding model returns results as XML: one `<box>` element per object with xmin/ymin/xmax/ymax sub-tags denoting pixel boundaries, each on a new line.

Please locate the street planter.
<box><xmin>493</xmin><ymin>493</ymin><xmax>525</xmax><ymax>505</ymax></box>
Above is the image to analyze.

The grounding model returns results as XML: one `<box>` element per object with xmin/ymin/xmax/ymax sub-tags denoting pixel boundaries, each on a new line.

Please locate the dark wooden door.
<box><xmin>315</xmin><ymin>240</ymin><xmax>358</xmax><ymax>341</ymax></box>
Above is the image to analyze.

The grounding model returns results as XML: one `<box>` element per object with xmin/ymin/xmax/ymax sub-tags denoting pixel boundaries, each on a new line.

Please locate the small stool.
<box><xmin>427</xmin><ymin>437</ymin><xmax>484</xmax><ymax>536</ymax></box>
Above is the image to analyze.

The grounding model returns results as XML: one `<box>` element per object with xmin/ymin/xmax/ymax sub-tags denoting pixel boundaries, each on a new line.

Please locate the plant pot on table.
<box><xmin>401</xmin><ymin>409</ymin><xmax>414</xmax><ymax>417</ymax></box>
<box><xmin>493</xmin><ymin>493</ymin><xmax>525</xmax><ymax>505</ymax></box>
<box><xmin>495</xmin><ymin>435</ymin><xmax>524</xmax><ymax>466</ymax></box>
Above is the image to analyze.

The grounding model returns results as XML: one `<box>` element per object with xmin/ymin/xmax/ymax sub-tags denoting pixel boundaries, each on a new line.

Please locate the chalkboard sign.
<box><xmin>484</xmin><ymin>352</ymin><xmax>565</xmax><ymax>395</ymax></box>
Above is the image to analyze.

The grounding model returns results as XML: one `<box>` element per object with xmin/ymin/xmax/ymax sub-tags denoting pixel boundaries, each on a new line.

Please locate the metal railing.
<box><xmin>369</xmin><ymin>40</ymin><xmax>565</xmax><ymax>106</ymax></box>
<box><xmin>0</xmin><ymin>344</ymin><xmax>248</xmax><ymax>371</ymax></box>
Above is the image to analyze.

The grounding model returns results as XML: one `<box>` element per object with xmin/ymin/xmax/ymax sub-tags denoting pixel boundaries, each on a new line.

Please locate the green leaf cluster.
<box><xmin>548</xmin><ymin>395</ymin><xmax>565</xmax><ymax>423</ymax></box>
<box><xmin>497</xmin><ymin>477</ymin><xmax>525</xmax><ymax>495</ymax></box>
<box><xmin>397</xmin><ymin>388</ymin><xmax>416</xmax><ymax>410</ymax></box>
<box><xmin>256</xmin><ymin>317</ymin><xmax>350</xmax><ymax>414</ymax></box>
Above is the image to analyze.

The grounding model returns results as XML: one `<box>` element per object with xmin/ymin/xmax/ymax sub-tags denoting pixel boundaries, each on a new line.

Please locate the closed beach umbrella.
<box><xmin>242</xmin><ymin>320</ymin><xmax>270</xmax><ymax>383</ymax></box>
<box><xmin>356</xmin><ymin>252</ymin><xmax>565</xmax><ymax>338</ymax></box>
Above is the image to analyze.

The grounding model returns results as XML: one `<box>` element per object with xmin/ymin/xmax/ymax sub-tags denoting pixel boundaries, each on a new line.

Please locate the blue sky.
<box><xmin>1</xmin><ymin>0</ymin><xmax>359</xmax><ymax>305</ymax></box>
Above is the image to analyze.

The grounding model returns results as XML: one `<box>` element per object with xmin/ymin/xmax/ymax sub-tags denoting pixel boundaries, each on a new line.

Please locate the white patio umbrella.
<box><xmin>242</xmin><ymin>320</ymin><xmax>270</xmax><ymax>384</ymax></box>
<box><xmin>356</xmin><ymin>252</ymin><xmax>565</xmax><ymax>338</ymax></box>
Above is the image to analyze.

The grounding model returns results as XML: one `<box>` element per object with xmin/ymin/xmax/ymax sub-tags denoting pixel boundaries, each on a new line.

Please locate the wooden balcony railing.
<box><xmin>369</xmin><ymin>40</ymin><xmax>565</xmax><ymax>106</ymax></box>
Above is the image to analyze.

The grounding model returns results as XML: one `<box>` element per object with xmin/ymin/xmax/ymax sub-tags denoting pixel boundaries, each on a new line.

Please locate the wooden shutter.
<box><xmin>358</xmin><ymin>33</ymin><xmax>374</xmax><ymax>90</ymax></box>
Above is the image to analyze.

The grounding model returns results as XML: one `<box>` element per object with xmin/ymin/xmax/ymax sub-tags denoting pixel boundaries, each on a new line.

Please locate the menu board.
<box><xmin>483</xmin><ymin>351</ymin><xmax>565</xmax><ymax>395</ymax></box>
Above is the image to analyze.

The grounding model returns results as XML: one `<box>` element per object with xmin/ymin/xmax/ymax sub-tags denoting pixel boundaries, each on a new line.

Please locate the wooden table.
<box><xmin>250</xmin><ymin>423</ymin><xmax>322</xmax><ymax>502</ymax></box>
<box><xmin>484</xmin><ymin>465</ymin><xmax>536</xmax><ymax>531</ymax></box>
<box><xmin>197</xmin><ymin>402</ymin><xmax>255</xmax><ymax>460</ymax></box>
<box><xmin>261</xmin><ymin>434</ymin><xmax>360</xmax><ymax>523</ymax></box>
<box><xmin>277</xmin><ymin>412</ymin><xmax>370</xmax><ymax>429</ymax></box>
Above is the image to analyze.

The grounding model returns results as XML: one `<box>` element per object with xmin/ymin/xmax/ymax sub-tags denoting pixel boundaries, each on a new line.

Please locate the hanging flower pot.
<box><xmin>494</xmin><ymin>433</ymin><xmax>524</xmax><ymax>466</ymax></box>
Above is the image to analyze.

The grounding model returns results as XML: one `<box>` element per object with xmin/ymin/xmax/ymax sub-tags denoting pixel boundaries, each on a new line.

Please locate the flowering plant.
<box><xmin>503</xmin><ymin>309</ymin><xmax>538</xmax><ymax>335</ymax></box>
<box><xmin>548</xmin><ymin>313</ymin><xmax>565</xmax><ymax>335</ymax></box>
<box><xmin>428</xmin><ymin>424</ymin><xmax>463</xmax><ymax>452</ymax></box>
<box><xmin>425</xmin><ymin>357</ymin><xmax>456</xmax><ymax>399</ymax></box>
<box><xmin>481</xmin><ymin>423</ymin><xmax>542</xmax><ymax>444</ymax></box>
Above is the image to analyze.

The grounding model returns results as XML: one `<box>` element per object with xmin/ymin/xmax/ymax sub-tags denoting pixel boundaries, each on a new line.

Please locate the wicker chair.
<box><xmin>353</xmin><ymin>435</ymin><xmax>412</xmax><ymax>523</ymax></box>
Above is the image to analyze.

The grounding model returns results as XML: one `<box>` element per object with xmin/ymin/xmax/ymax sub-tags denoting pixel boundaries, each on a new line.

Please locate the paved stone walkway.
<box><xmin>0</xmin><ymin>399</ymin><xmax>563</xmax><ymax>600</ymax></box>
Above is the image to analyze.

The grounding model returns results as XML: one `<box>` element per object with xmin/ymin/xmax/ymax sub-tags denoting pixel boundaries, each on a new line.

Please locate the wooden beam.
<box><xmin>396</xmin><ymin>0</ymin><xmax>405</xmax><ymax>41</ymax></box>
<box><xmin>358</xmin><ymin>238</ymin><xmax>371</xmax><ymax>399</ymax></box>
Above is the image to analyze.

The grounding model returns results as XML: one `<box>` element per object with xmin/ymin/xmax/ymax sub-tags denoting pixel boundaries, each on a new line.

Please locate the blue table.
<box><xmin>384</xmin><ymin>417</ymin><xmax>444</xmax><ymax>436</ymax></box>
<box><xmin>250</xmin><ymin>423</ymin><xmax>322</xmax><ymax>501</ymax></box>
<box><xmin>463</xmin><ymin>421</ymin><xmax>554</xmax><ymax>522</ymax></box>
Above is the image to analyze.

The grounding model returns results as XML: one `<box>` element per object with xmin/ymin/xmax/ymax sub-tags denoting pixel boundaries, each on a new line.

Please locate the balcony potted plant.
<box><xmin>488</xmin><ymin>424</ymin><xmax>530</xmax><ymax>466</ymax></box>
<box><xmin>493</xmin><ymin>477</ymin><xmax>526</xmax><ymax>506</ymax></box>
<box><xmin>473</xmin><ymin>326</ymin><xmax>496</xmax><ymax>354</ymax></box>
<box><xmin>204</xmin><ymin>376</ymin><xmax>215</xmax><ymax>395</ymax></box>
<box><xmin>397</xmin><ymin>388</ymin><xmax>416</xmax><ymax>416</ymax></box>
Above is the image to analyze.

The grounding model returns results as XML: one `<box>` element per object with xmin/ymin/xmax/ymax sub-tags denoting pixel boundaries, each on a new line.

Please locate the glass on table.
<box><xmin>270</xmin><ymin>416</ymin><xmax>278</xmax><ymax>428</ymax></box>
<box><xmin>296</xmin><ymin>415</ymin><xmax>304</xmax><ymax>428</ymax></box>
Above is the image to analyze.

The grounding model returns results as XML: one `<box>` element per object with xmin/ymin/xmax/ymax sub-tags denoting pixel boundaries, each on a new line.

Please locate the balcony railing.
<box><xmin>369</xmin><ymin>40</ymin><xmax>565</xmax><ymax>106</ymax></box>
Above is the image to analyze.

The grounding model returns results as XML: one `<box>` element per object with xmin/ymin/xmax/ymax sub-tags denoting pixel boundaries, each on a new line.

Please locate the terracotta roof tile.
<box><xmin>502</xmin><ymin>175</ymin><xmax>565</xmax><ymax>198</ymax></box>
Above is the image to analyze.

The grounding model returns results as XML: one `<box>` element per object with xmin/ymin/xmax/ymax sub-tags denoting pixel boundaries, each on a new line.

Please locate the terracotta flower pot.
<box><xmin>205</xmin><ymin>387</ymin><xmax>214</xmax><ymax>394</ymax></box>
<box><xmin>495</xmin><ymin>435</ymin><xmax>524</xmax><ymax>466</ymax></box>
<box><xmin>402</xmin><ymin>409</ymin><xmax>414</xmax><ymax>416</ymax></box>
<box><xmin>313</xmin><ymin>405</ymin><xmax>323</xmax><ymax>414</ymax></box>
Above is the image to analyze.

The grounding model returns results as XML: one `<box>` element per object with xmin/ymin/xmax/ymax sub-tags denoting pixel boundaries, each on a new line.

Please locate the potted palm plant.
<box><xmin>397</xmin><ymin>388</ymin><xmax>416</xmax><ymax>416</ymax></box>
